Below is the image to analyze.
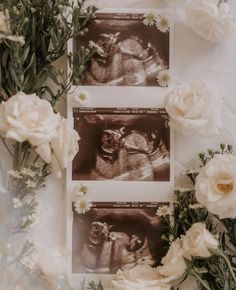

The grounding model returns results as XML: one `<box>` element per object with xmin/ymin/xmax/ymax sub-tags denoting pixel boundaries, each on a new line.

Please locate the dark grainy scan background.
<box><xmin>72</xmin><ymin>108</ymin><xmax>170</xmax><ymax>181</ymax></box>
<box><xmin>74</xmin><ymin>13</ymin><xmax>170</xmax><ymax>86</ymax></box>
<box><xmin>72</xmin><ymin>202</ymin><xmax>168</xmax><ymax>274</ymax></box>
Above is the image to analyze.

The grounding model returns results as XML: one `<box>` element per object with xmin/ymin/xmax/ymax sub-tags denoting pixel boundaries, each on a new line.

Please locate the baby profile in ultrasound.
<box><xmin>85</xmin><ymin>33</ymin><xmax>164</xmax><ymax>86</ymax></box>
<box><xmin>72</xmin><ymin>110</ymin><xmax>170</xmax><ymax>181</ymax></box>
<box><xmin>72</xmin><ymin>204</ymin><xmax>166</xmax><ymax>274</ymax></box>
<box><xmin>74</xmin><ymin>13</ymin><xmax>170</xmax><ymax>86</ymax></box>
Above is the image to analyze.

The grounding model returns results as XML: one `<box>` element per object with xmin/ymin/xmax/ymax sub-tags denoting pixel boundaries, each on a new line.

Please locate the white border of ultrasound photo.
<box><xmin>67</xmin><ymin>8</ymin><xmax>174</xmax><ymax>88</ymax></box>
<box><xmin>67</xmin><ymin>86</ymin><xmax>174</xmax><ymax>202</ymax></box>
<box><xmin>66</xmin><ymin>87</ymin><xmax>174</xmax><ymax>283</ymax></box>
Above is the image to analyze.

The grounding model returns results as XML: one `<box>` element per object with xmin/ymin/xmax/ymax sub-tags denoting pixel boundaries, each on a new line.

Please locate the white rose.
<box><xmin>0</xmin><ymin>92</ymin><xmax>60</xmax><ymax>163</ymax></box>
<box><xmin>106</xmin><ymin>265</ymin><xmax>170</xmax><ymax>290</ymax></box>
<box><xmin>195</xmin><ymin>154</ymin><xmax>236</xmax><ymax>219</ymax></box>
<box><xmin>187</xmin><ymin>0</ymin><xmax>236</xmax><ymax>42</ymax></box>
<box><xmin>157</xmin><ymin>239</ymin><xmax>187</xmax><ymax>282</ymax></box>
<box><xmin>51</xmin><ymin>118</ymin><xmax>80</xmax><ymax>178</ymax></box>
<box><xmin>166</xmin><ymin>81</ymin><xmax>223</xmax><ymax>137</ymax></box>
<box><xmin>182</xmin><ymin>222</ymin><xmax>218</xmax><ymax>258</ymax></box>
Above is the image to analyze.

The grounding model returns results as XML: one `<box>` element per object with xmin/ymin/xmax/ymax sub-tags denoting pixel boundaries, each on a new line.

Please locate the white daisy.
<box><xmin>8</xmin><ymin>169</ymin><xmax>22</xmax><ymax>179</ymax></box>
<box><xmin>74</xmin><ymin>197</ymin><xmax>92</xmax><ymax>214</ymax></box>
<box><xmin>143</xmin><ymin>13</ymin><xmax>157</xmax><ymax>26</ymax></box>
<box><xmin>74</xmin><ymin>184</ymin><xmax>89</xmax><ymax>196</ymax></box>
<box><xmin>156</xmin><ymin>205</ymin><xmax>172</xmax><ymax>217</ymax></box>
<box><xmin>156</xmin><ymin>14</ymin><xmax>170</xmax><ymax>33</ymax></box>
<box><xmin>156</xmin><ymin>69</ymin><xmax>170</xmax><ymax>87</ymax></box>
<box><xmin>73</xmin><ymin>90</ymin><xmax>91</xmax><ymax>107</ymax></box>
<box><xmin>13</xmin><ymin>197</ymin><xmax>23</xmax><ymax>208</ymax></box>
<box><xmin>25</xmin><ymin>180</ymin><xmax>37</xmax><ymax>189</ymax></box>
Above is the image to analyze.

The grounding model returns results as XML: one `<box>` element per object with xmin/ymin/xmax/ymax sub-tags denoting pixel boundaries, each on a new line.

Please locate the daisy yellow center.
<box><xmin>162</xmin><ymin>73</ymin><xmax>170</xmax><ymax>82</ymax></box>
<box><xmin>215</xmin><ymin>175</ymin><xmax>234</xmax><ymax>194</ymax></box>
<box><xmin>147</xmin><ymin>14</ymin><xmax>155</xmax><ymax>21</ymax></box>
<box><xmin>80</xmin><ymin>186</ymin><xmax>87</xmax><ymax>193</ymax></box>
<box><xmin>161</xmin><ymin>18</ymin><xmax>169</xmax><ymax>28</ymax></box>
<box><xmin>80</xmin><ymin>200</ymin><xmax>88</xmax><ymax>209</ymax></box>
<box><xmin>161</xmin><ymin>208</ymin><xmax>169</xmax><ymax>214</ymax></box>
<box><xmin>79</xmin><ymin>93</ymin><xmax>87</xmax><ymax>101</ymax></box>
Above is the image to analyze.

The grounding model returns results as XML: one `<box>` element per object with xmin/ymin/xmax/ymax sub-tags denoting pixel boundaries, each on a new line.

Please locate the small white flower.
<box><xmin>156</xmin><ymin>205</ymin><xmax>172</xmax><ymax>217</ymax></box>
<box><xmin>8</xmin><ymin>169</ymin><xmax>22</xmax><ymax>179</ymax></box>
<box><xmin>25</xmin><ymin>180</ymin><xmax>37</xmax><ymax>189</ymax></box>
<box><xmin>72</xmin><ymin>90</ymin><xmax>91</xmax><ymax>107</ymax></box>
<box><xmin>156</xmin><ymin>15</ymin><xmax>170</xmax><ymax>33</ymax></box>
<box><xmin>74</xmin><ymin>197</ymin><xmax>92</xmax><ymax>214</ymax></box>
<box><xmin>74</xmin><ymin>184</ymin><xmax>89</xmax><ymax>196</ymax></box>
<box><xmin>21</xmin><ymin>168</ymin><xmax>36</xmax><ymax>178</ymax></box>
<box><xmin>189</xmin><ymin>204</ymin><xmax>204</xmax><ymax>210</ymax></box>
<box><xmin>174</xmin><ymin>185</ymin><xmax>194</xmax><ymax>192</ymax></box>
<box><xmin>13</xmin><ymin>197</ymin><xmax>23</xmax><ymax>208</ymax></box>
<box><xmin>143</xmin><ymin>13</ymin><xmax>157</xmax><ymax>26</ymax></box>
<box><xmin>156</xmin><ymin>69</ymin><xmax>170</xmax><ymax>87</ymax></box>
<box><xmin>21</xmin><ymin>254</ymin><xmax>39</xmax><ymax>273</ymax></box>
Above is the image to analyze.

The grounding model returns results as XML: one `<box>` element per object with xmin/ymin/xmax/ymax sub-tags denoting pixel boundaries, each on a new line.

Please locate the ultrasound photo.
<box><xmin>74</xmin><ymin>12</ymin><xmax>170</xmax><ymax>86</ymax></box>
<box><xmin>72</xmin><ymin>108</ymin><xmax>170</xmax><ymax>181</ymax></box>
<box><xmin>72</xmin><ymin>202</ymin><xmax>168</xmax><ymax>274</ymax></box>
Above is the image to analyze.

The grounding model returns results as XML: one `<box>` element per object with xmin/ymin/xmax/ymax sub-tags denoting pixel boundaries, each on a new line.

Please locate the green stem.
<box><xmin>190</xmin><ymin>269</ymin><xmax>212</xmax><ymax>290</ymax></box>
<box><xmin>13</xmin><ymin>142</ymin><xmax>22</xmax><ymax>171</ymax></box>
<box><xmin>220</xmin><ymin>251</ymin><xmax>236</xmax><ymax>285</ymax></box>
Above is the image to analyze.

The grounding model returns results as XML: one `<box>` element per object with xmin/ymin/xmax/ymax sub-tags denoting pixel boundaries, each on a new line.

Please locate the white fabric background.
<box><xmin>1</xmin><ymin>0</ymin><xmax>236</xmax><ymax>289</ymax></box>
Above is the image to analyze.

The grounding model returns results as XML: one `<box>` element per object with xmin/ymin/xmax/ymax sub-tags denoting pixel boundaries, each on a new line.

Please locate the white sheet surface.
<box><xmin>1</xmin><ymin>0</ymin><xmax>236</xmax><ymax>289</ymax></box>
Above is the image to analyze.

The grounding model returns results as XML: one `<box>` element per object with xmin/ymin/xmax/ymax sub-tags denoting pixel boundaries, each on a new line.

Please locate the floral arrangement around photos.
<box><xmin>99</xmin><ymin>145</ymin><xmax>236</xmax><ymax>290</ymax></box>
<box><xmin>0</xmin><ymin>0</ymin><xmax>236</xmax><ymax>290</ymax></box>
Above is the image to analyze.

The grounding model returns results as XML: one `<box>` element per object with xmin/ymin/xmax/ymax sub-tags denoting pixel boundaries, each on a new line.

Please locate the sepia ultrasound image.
<box><xmin>74</xmin><ymin>13</ymin><xmax>170</xmax><ymax>86</ymax></box>
<box><xmin>72</xmin><ymin>107</ymin><xmax>170</xmax><ymax>181</ymax></box>
<box><xmin>72</xmin><ymin>202</ymin><xmax>168</xmax><ymax>274</ymax></box>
